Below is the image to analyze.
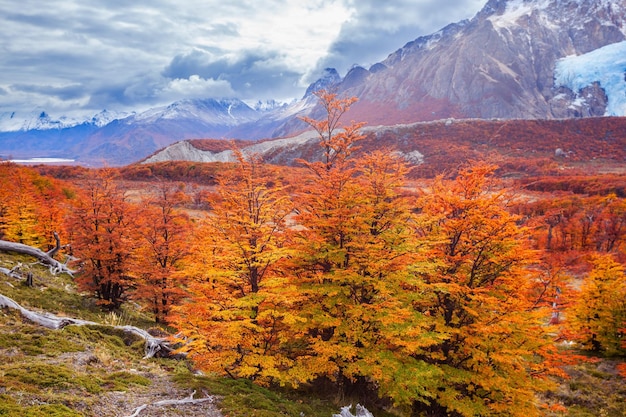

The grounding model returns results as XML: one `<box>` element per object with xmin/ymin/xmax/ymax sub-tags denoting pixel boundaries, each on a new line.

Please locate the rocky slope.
<box><xmin>329</xmin><ymin>0</ymin><xmax>626</xmax><ymax>125</ymax></box>
<box><xmin>144</xmin><ymin>117</ymin><xmax>626</xmax><ymax>178</ymax></box>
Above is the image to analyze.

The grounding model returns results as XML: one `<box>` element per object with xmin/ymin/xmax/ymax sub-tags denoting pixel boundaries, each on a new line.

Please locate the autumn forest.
<box><xmin>1</xmin><ymin>92</ymin><xmax>625</xmax><ymax>417</ymax></box>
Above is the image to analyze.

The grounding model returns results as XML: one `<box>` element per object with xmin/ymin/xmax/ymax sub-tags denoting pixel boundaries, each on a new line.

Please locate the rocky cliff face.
<box><xmin>329</xmin><ymin>0</ymin><xmax>625</xmax><ymax>125</ymax></box>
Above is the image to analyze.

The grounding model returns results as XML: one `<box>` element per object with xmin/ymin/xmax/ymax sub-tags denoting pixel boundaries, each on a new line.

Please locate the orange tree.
<box><xmin>170</xmin><ymin>149</ymin><xmax>295</xmax><ymax>383</ymax></box>
<box><xmin>285</xmin><ymin>91</ymin><xmax>439</xmax><ymax>405</ymax></box>
<box><xmin>135</xmin><ymin>182</ymin><xmax>192</xmax><ymax>323</ymax></box>
<box><xmin>568</xmin><ymin>254</ymin><xmax>626</xmax><ymax>356</ymax></box>
<box><xmin>0</xmin><ymin>164</ymin><xmax>44</xmax><ymax>246</ymax></box>
<box><xmin>67</xmin><ymin>169</ymin><xmax>139</xmax><ymax>310</ymax></box>
<box><xmin>0</xmin><ymin>163</ymin><xmax>72</xmax><ymax>249</ymax></box>
<box><xmin>411</xmin><ymin>163</ymin><xmax>560</xmax><ymax>417</ymax></box>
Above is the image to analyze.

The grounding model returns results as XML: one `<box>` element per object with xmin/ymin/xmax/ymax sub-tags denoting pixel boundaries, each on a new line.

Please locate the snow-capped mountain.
<box><xmin>74</xmin><ymin>98</ymin><xmax>268</xmax><ymax>165</ymax></box>
<box><xmin>320</xmin><ymin>0</ymin><xmax>626</xmax><ymax>124</ymax></box>
<box><xmin>249</xmin><ymin>99</ymin><xmax>291</xmax><ymax>112</ymax></box>
<box><xmin>303</xmin><ymin>68</ymin><xmax>342</xmax><ymax>97</ymax></box>
<box><xmin>1</xmin><ymin>0</ymin><xmax>625</xmax><ymax>166</ymax></box>
<box><xmin>0</xmin><ymin>98</ymin><xmax>273</xmax><ymax>165</ymax></box>
<box><xmin>0</xmin><ymin>110</ymin><xmax>82</xmax><ymax>132</ymax></box>
<box><xmin>0</xmin><ymin>108</ymin><xmax>129</xmax><ymax>132</ymax></box>
<box><xmin>130</xmin><ymin>98</ymin><xmax>258</xmax><ymax>125</ymax></box>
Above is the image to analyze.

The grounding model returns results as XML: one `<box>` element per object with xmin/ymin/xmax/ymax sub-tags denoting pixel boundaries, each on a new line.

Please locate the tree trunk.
<box><xmin>0</xmin><ymin>238</ymin><xmax>75</xmax><ymax>275</ymax></box>
<box><xmin>0</xmin><ymin>292</ymin><xmax>173</xmax><ymax>359</ymax></box>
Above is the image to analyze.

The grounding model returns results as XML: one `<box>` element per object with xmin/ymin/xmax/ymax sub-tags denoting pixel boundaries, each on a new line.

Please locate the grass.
<box><xmin>0</xmin><ymin>311</ymin><xmax>155</xmax><ymax>415</ymax></box>
<box><xmin>542</xmin><ymin>359</ymin><xmax>626</xmax><ymax>417</ymax></box>
<box><xmin>0</xmin><ymin>253</ymin><xmax>156</xmax><ymax>415</ymax></box>
<box><xmin>2</xmin><ymin>251</ymin><xmax>624</xmax><ymax>417</ymax></box>
<box><xmin>172</xmin><ymin>364</ymin><xmax>343</xmax><ymax>417</ymax></box>
<box><xmin>0</xmin><ymin>395</ymin><xmax>83</xmax><ymax>417</ymax></box>
<box><xmin>0</xmin><ymin>251</ymin><xmax>361</xmax><ymax>417</ymax></box>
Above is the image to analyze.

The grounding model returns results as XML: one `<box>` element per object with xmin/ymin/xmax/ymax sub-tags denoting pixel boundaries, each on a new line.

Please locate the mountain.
<box><xmin>0</xmin><ymin>108</ymin><xmax>128</xmax><ymax>132</ymax></box>
<box><xmin>143</xmin><ymin>117</ymin><xmax>626</xmax><ymax>178</ymax></box>
<box><xmin>323</xmin><ymin>0</ymin><xmax>626</xmax><ymax>126</ymax></box>
<box><xmin>0</xmin><ymin>98</ymin><xmax>265</xmax><ymax>165</ymax></box>
<box><xmin>1</xmin><ymin>0</ymin><xmax>625</xmax><ymax>166</ymax></box>
<box><xmin>75</xmin><ymin>99</ymin><xmax>262</xmax><ymax>165</ymax></box>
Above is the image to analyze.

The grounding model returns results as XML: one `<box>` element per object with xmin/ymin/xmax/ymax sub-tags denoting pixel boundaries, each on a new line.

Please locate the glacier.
<box><xmin>554</xmin><ymin>41</ymin><xmax>626</xmax><ymax>116</ymax></box>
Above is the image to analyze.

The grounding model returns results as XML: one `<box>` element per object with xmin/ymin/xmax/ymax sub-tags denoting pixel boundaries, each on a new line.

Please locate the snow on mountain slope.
<box><xmin>335</xmin><ymin>0</ymin><xmax>626</xmax><ymax>124</ymax></box>
<box><xmin>0</xmin><ymin>110</ymin><xmax>82</xmax><ymax>132</ymax></box>
<box><xmin>0</xmin><ymin>99</ymin><xmax>257</xmax><ymax>133</ymax></box>
<box><xmin>0</xmin><ymin>109</ymin><xmax>129</xmax><ymax>132</ymax></box>
<box><xmin>131</xmin><ymin>98</ymin><xmax>259</xmax><ymax>125</ymax></box>
<box><xmin>554</xmin><ymin>40</ymin><xmax>626</xmax><ymax>116</ymax></box>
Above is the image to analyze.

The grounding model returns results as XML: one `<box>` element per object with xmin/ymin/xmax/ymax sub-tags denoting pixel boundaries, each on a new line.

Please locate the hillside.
<box><xmin>2</xmin><ymin>145</ymin><xmax>626</xmax><ymax>416</ymax></box>
<box><xmin>1</xmin><ymin>170</ymin><xmax>625</xmax><ymax>416</ymax></box>
<box><xmin>144</xmin><ymin>117</ymin><xmax>626</xmax><ymax>177</ymax></box>
<box><xmin>0</xmin><ymin>250</ymin><xmax>349</xmax><ymax>417</ymax></box>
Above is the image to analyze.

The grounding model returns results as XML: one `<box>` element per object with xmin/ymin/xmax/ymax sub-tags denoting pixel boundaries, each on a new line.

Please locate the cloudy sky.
<box><xmin>0</xmin><ymin>0</ymin><xmax>485</xmax><ymax>117</ymax></box>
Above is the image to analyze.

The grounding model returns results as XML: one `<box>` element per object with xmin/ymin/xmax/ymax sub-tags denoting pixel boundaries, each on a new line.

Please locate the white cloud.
<box><xmin>0</xmin><ymin>0</ymin><xmax>486</xmax><ymax>114</ymax></box>
<box><xmin>159</xmin><ymin>75</ymin><xmax>236</xmax><ymax>101</ymax></box>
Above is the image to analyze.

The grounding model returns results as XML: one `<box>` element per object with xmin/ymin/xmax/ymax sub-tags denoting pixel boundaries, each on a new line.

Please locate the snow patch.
<box><xmin>395</xmin><ymin>150</ymin><xmax>424</xmax><ymax>164</ymax></box>
<box><xmin>554</xmin><ymin>40</ymin><xmax>626</xmax><ymax>116</ymax></box>
<box><xmin>488</xmin><ymin>0</ymin><xmax>550</xmax><ymax>28</ymax></box>
<box><xmin>0</xmin><ymin>108</ymin><xmax>130</xmax><ymax>132</ymax></box>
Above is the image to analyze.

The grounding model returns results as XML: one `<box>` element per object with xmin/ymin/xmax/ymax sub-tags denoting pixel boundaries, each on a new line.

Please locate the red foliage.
<box><xmin>356</xmin><ymin>117</ymin><xmax>626</xmax><ymax>178</ymax></box>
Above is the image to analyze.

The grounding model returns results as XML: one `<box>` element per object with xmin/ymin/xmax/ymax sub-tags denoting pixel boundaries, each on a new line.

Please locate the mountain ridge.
<box><xmin>1</xmin><ymin>0</ymin><xmax>625</xmax><ymax>166</ymax></box>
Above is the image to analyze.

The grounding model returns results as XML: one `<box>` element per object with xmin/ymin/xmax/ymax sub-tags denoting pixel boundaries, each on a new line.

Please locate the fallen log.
<box><xmin>0</xmin><ymin>239</ymin><xmax>75</xmax><ymax>276</ymax></box>
<box><xmin>0</xmin><ymin>292</ymin><xmax>171</xmax><ymax>359</ymax></box>
<box><xmin>0</xmin><ymin>265</ymin><xmax>23</xmax><ymax>280</ymax></box>
<box><xmin>125</xmin><ymin>390</ymin><xmax>216</xmax><ymax>417</ymax></box>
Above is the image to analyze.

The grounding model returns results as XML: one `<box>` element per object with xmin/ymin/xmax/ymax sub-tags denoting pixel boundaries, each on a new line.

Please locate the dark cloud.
<box><xmin>11</xmin><ymin>83</ymin><xmax>86</xmax><ymax>101</ymax></box>
<box><xmin>87</xmin><ymin>80</ymin><xmax>152</xmax><ymax>109</ymax></box>
<box><xmin>163</xmin><ymin>49</ymin><xmax>303</xmax><ymax>100</ymax></box>
<box><xmin>0</xmin><ymin>0</ymin><xmax>486</xmax><ymax>116</ymax></box>
<box><xmin>314</xmin><ymin>0</ymin><xmax>484</xmax><ymax>78</ymax></box>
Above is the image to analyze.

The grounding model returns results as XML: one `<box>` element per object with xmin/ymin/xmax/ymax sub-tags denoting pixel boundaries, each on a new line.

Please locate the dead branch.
<box><xmin>125</xmin><ymin>390</ymin><xmax>216</xmax><ymax>417</ymax></box>
<box><xmin>0</xmin><ymin>239</ymin><xmax>76</xmax><ymax>276</ymax></box>
<box><xmin>0</xmin><ymin>292</ymin><xmax>170</xmax><ymax>358</ymax></box>
<box><xmin>0</xmin><ymin>265</ymin><xmax>23</xmax><ymax>280</ymax></box>
<box><xmin>46</xmin><ymin>231</ymin><xmax>62</xmax><ymax>259</ymax></box>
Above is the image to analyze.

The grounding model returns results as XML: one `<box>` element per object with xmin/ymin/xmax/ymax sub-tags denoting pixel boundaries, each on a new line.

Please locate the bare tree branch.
<box><xmin>0</xmin><ymin>239</ymin><xmax>75</xmax><ymax>276</ymax></box>
<box><xmin>125</xmin><ymin>391</ymin><xmax>216</xmax><ymax>417</ymax></box>
<box><xmin>0</xmin><ymin>292</ymin><xmax>171</xmax><ymax>359</ymax></box>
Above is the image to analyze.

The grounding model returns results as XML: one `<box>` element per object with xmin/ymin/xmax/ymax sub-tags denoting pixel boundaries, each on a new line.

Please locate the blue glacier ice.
<box><xmin>554</xmin><ymin>41</ymin><xmax>626</xmax><ymax>116</ymax></box>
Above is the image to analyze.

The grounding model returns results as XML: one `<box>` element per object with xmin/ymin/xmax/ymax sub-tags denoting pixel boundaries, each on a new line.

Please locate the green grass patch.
<box><xmin>0</xmin><ymin>395</ymin><xmax>83</xmax><ymax>417</ymax></box>
<box><xmin>173</xmin><ymin>365</ymin><xmax>343</xmax><ymax>417</ymax></box>
<box><xmin>63</xmin><ymin>325</ymin><xmax>143</xmax><ymax>351</ymax></box>
<box><xmin>0</xmin><ymin>322</ymin><xmax>84</xmax><ymax>356</ymax></box>
<box><xmin>2</xmin><ymin>362</ymin><xmax>151</xmax><ymax>395</ymax></box>
<box><xmin>544</xmin><ymin>360</ymin><xmax>626</xmax><ymax>417</ymax></box>
<box><xmin>3</xmin><ymin>362</ymin><xmax>102</xmax><ymax>394</ymax></box>
<box><xmin>102</xmin><ymin>371</ymin><xmax>152</xmax><ymax>391</ymax></box>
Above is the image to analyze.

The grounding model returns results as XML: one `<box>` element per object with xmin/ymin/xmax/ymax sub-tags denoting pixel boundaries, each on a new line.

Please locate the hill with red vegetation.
<box><xmin>148</xmin><ymin>117</ymin><xmax>626</xmax><ymax>179</ymax></box>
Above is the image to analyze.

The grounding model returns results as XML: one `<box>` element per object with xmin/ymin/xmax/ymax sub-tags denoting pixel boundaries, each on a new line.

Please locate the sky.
<box><xmin>0</xmin><ymin>0</ymin><xmax>485</xmax><ymax>117</ymax></box>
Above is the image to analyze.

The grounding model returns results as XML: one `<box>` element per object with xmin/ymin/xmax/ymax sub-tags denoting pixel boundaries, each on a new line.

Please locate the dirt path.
<box><xmin>86</xmin><ymin>374</ymin><xmax>223</xmax><ymax>417</ymax></box>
